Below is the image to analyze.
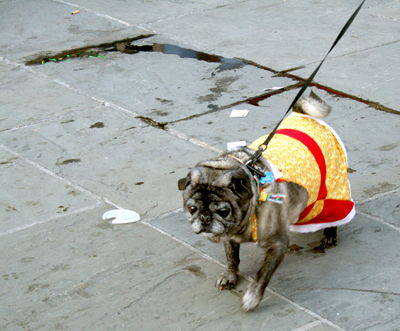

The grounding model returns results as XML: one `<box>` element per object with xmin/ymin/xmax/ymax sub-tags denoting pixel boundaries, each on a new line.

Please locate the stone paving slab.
<box><xmin>0</xmin><ymin>146</ymin><xmax>100</xmax><ymax>234</ymax></box>
<box><xmin>358</xmin><ymin>190</ymin><xmax>400</xmax><ymax>228</ymax></box>
<box><xmin>294</xmin><ymin>41</ymin><xmax>400</xmax><ymax>112</ymax></box>
<box><xmin>330</xmin><ymin>108</ymin><xmax>400</xmax><ymax>202</ymax></box>
<box><xmin>34</xmin><ymin>51</ymin><xmax>294</xmax><ymax>123</ymax></box>
<box><xmin>0</xmin><ymin>205</ymin><xmax>325</xmax><ymax>331</ymax></box>
<box><xmin>367</xmin><ymin>0</ymin><xmax>400</xmax><ymax>18</ymax></box>
<box><xmin>58</xmin><ymin>0</ymin><xmax>246</xmax><ymax>26</ymax></box>
<box><xmin>0</xmin><ymin>0</ymin><xmax>145</xmax><ymax>63</ymax></box>
<box><xmin>21</xmin><ymin>0</ymin><xmax>398</xmax><ymax>114</ymax></box>
<box><xmin>1</xmin><ymin>0</ymin><xmax>400</xmax><ymax>330</ymax></box>
<box><xmin>63</xmin><ymin>0</ymin><xmax>400</xmax><ymax>28</ymax></box>
<box><xmin>137</xmin><ymin>0</ymin><xmax>400</xmax><ymax>114</ymax></box>
<box><xmin>169</xmin><ymin>88</ymin><xmax>367</xmax><ymax>151</ymax></box>
<box><xmin>141</xmin><ymin>0</ymin><xmax>400</xmax><ymax>70</ymax></box>
<box><xmin>150</xmin><ymin>209</ymin><xmax>400</xmax><ymax>331</ymax></box>
<box><xmin>272</xmin><ymin>214</ymin><xmax>400</xmax><ymax>331</ymax></box>
<box><xmin>0</xmin><ymin>105</ymin><xmax>216</xmax><ymax>218</ymax></box>
<box><xmin>0</xmin><ymin>62</ymin><xmax>100</xmax><ymax>132</ymax></box>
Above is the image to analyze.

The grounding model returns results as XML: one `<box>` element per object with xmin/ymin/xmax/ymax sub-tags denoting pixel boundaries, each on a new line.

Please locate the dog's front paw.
<box><xmin>216</xmin><ymin>271</ymin><xmax>238</xmax><ymax>291</ymax></box>
<box><xmin>241</xmin><ymin>282</ymin><xmax>263</xmax><ymax>312</ymax></box>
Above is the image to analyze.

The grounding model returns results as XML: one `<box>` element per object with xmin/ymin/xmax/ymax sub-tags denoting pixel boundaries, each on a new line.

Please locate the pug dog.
<box><xmin>178</xmin><ymin>92</ymin><xmax>355</xmax><ymax>312</ymax></box>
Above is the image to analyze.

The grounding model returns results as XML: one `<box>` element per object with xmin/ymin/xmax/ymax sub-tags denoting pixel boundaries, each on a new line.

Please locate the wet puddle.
<box><xmin>25</xmin><ymin>35</ymin><xmax>399</xmax><ymax>121</ymax></box>
<box><xmin>26</xmin><ymin>34</ymin><xmax>248</xmax><ymax>74</ymax></box>
<box><xmin>25</xmin><ymin>35</ymin><xmax>293</xmax><ymax>111</ymax></box>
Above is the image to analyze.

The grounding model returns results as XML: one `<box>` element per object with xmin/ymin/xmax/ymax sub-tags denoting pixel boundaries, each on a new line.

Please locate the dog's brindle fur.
<box><xmin>178</xmin><ymin>95</ymin><xmax>339</xmax><ymax>312</ymax></box>
<box><xmin>179</xmin><ymin>148</ymin><xmax>338</xmax><ymax>312</ymax></box>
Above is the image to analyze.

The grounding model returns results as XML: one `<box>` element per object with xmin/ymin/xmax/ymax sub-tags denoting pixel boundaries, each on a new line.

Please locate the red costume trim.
<box><xmin>276</xmin><ymin>129</ymin><xmax>327</xmax><ymax>200</ymax></box>
<box><xmin>276</xmin><ymin>129</ymin><xmax>354</xmax><ymax>225</ymax></box>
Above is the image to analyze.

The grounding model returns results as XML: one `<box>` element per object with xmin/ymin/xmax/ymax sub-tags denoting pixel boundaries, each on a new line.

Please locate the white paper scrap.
<box><xmin>227</xmin><ymin>141</ymin><xmax>247</xmax><ymax>151</ymax></box>
<box><xmin>102</xmin><ymin>209</ymin><xmax>141</xmax><ymax>224</ymax></box>
<box><xmin>230</xmin><ymin>109</ymin><xmax>249</xmax><ymax>118</ymax></box>
<box><xmin>263</xmin><ymin>87</ymin><xmax>284</xmax><ymax>91</ymax></box>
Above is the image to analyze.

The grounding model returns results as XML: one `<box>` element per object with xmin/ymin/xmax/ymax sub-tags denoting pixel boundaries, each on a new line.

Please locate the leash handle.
<box><xmin>247</xmin><ymin>0</ymin><xmax>366</xmax><ymax>167</ymax></box>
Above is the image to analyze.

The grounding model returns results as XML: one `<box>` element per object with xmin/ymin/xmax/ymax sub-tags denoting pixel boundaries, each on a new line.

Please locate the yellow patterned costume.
<box><xmin>248</xmin><ymin>113</ymin><xmax>355</xmax><ymax>233</ymax></box>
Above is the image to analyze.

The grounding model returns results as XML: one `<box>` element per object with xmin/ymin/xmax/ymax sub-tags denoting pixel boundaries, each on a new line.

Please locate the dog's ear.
<box><xmin>178</xmin><ymin>176</ymin><xmax>190</xmax><ymax>191</ymax></box>
<box><xmin>229</xmin><ymin>171</ymin><xmax>253</xmax><ymax>200</ymax></box>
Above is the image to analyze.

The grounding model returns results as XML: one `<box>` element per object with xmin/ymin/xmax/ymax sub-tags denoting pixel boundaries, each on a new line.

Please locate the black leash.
<box><xmin>246</xmin><ymin>0</ymin><xmax>366</xmax><ymax>175</ymax></box>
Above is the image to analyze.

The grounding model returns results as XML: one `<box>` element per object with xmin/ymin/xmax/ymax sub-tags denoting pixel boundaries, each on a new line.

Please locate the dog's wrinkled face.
<box><xmin>178</xmin><ymin>162</ymin><xmax>253</xmax><ymax>238</ymax></box>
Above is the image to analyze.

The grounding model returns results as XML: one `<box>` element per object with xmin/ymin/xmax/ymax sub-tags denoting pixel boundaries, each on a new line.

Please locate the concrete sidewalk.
<box><xmin>1</xmin><ymin>0</ymin><xmax>399</xmax><ymax>330</ymax></box>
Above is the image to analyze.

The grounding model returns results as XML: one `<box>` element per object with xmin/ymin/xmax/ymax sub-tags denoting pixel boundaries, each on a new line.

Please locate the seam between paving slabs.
<box><xmin>3</xmin><ymin>54</ymin><xmax>398</xmax><ymax>209</ymax></box>
<box><xmin>0</xmin><ymin>39</ymin><xmax>392</xmax><ymax>330</ymax></box>
<box><xmin>355</xmin><ymin>187</ymin><xmax>400</xmax><ymax>232</ymax></box>
<box><xmin>0</xmin><ymin>145</ymin><xmax>108</xmax><ymax>205</ymax></box>
<box><xmin>24</xmin><ymin>34</ymin><xmax>155</xmax><ymax>65</ymax></box>
<box><xmin>356</xmin><ymin>187</ymin><xmax>400</xmax><ymax>205</ymax></box>
<box><xmin>242</xmin><ymin>58</ymin><xmax>400</xmax><ymax>116</ymax></box>
<box><xmin>52</xmin><ymin>0</ymin><xmax>251</xmax><ymax>28</ymax></box>
<box><xmin>0</xmin><ymin>63</ymin><xmax>383</xmax><ymax>331</ymax></box>
<box><xmin>304</xmin><ymin>39</ymin><xmax>400</xmax><ymax>69</ymax></box>
<box><xmin>52</xmin><ymin>0</ymin><xmax>150</xmax><ymax>30</ymax></box>
<box><xmin>3</xmin><ymin>50</ymin><xmax>398</xmax><ymax>235</ymax></box>
<box><xmin>0</xmin><ymin>104</ymin><xmax>105</xmax><ymax>134</ymax></box>
<box><xmin>143</xmin><ymin>217</ymin><xmax>347</xmax><ymax>331</ymax></box>
<box><xmin>0</xmin><ymin>56</ymin><xmax>142</xmax><ymax>128</ymax></box>
<box><xmin>23</xmin><ymin>35</ymin><xmax>400</xmax><ymax>125</ymax></box>
<box><xmin>291</xmin><ymin>320</ymin><xmax>324</xmax><ymax>331</ymax></box>
<box><xmin>3</xmin><ymin>123</ymin><xmax>397</xmax><ymax>321</ymax></box>
<box><xmin>42</xmin><ymin>0</ymin><xmax>400</xmax><ymax>117</ymax></box>
<box><xmin>0</xmin><ymin>204</ymin><xmax>101</xmax><ymax>237</ymax></box>
<box><xmin>2</xmin><ymin>54</ymin><xmax>398</xmax><ymax>213</ymax></box>
<box><xmin>356</xmin><ymin>210</ymin><xmax>400</xmax><ymax>233</ymax></box>
<box><xmin>0</xmin><ymin>144</ymin><xmax>122</xmax><ymax>233</ymax></box>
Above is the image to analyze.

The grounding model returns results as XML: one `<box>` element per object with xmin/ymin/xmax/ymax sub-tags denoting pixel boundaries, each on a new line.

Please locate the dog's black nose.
<box><xmin>199</xmin><ymin>212</ymin><xmax>212</xmax><ymax>225</ymax></box>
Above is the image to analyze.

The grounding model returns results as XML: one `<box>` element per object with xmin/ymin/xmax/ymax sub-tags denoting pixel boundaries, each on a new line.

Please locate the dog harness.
<box><xmin>248</xmin><ymin>113</ymin><xmax>355</xmax><ymax>235</ymax></box>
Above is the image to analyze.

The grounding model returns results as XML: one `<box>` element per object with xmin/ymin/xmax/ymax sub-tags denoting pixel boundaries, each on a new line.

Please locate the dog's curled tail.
<box><xmin>293</xmin><ymin>91</ymin><xmax>331</xmax><ymax>118</ymax></box>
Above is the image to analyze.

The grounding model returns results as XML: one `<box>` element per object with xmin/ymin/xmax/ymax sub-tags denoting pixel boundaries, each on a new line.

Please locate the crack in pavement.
<box><xmin>24</xmin><ymin>34</ymin><xmax>155</xmax><ymax>65</ymax></box>
<box><xmin>290</xmin><ymin>287</ymin><xmax>400</xmax><ymax>296</ymax></box>
<box><xmin>15</xmin><ymin>35</ymin><xmax>400</xmax><ymax>136</ymax></box>
<box><xmin>23</xmin><ymin>35</ymin><xmax>400</xmax><ymax>125</ymax></box>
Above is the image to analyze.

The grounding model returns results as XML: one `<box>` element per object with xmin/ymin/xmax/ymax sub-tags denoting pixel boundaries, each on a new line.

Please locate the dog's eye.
<box><xmin>188</xmin><ymin>206</ymin><xmax>197</xmax><ymax>215</ymax></box>
<box><xmin>216</xmin><ymin>208</ymin><xmax>230</xmax><ymax>218</ymax></box>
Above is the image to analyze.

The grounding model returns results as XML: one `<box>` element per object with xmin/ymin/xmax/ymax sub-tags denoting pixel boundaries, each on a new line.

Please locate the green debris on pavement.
<box><xmin>42</xmin><ymin>50</ymin><xmax>107</xmax><ymax>64</ymax></box>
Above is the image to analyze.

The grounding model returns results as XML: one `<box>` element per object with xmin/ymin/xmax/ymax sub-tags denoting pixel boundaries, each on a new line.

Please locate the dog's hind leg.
<box><xmin>216</xmin><ymin>241</ymin><xmax>240</xmax><ymax>290</ymax></box>
<box><xmin>321</xmin><ymin>226</ymin><xmax>338</xmax><ymax>248</ymax></box>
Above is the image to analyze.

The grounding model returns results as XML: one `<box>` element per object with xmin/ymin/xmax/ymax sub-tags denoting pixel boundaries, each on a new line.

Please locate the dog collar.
<box><xmin>227</xmin><ymin>155</ymin><xmax>286</xmax><ymax>242</ymax></box>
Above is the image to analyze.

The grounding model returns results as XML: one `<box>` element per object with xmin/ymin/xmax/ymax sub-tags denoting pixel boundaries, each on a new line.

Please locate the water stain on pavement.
<box><xmin>364</xmin><ymin>182</ymin><xmax>397</xmax><ymax>196</ymax></box>
<box><xmin>24</xmin><ymin>35</ymin><xmax>399</xmax><ymax>134</ymax></box>
<box><xmin>19</xmin><ymin>257</ymin><xmax>35</xmax><ymax>263</ymax></box>
<box><xmin>26</xmin><ymin>36</ymin><xmax>294</xmax><ymax>110</ymax></box>
<box><xmin>25</xmin><ymin>283</ymin><xmax>50</xmax><ymax>294</ymax></box>
<box><xmin>89</xmin><ymin>122</ymin><xmax>105</xmax><ymax>129</ymax></box>
<box><xmin>57</xmin><ymin>158</ymin><xmax>81</xmax><ymax>165</ymax></box>
<box><xmin>25</xmin><ymin>34</ymin><xmax>248</xmax><ymax>74</ymax></box>
<box><xmin>183</xmin><ymin>265</ymin><xmax>206</xmax><ymax>279</ymax></box>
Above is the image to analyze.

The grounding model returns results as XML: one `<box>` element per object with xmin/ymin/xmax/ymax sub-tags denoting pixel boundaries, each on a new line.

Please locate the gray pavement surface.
<box><xmin>1</xmin><ymin>0</ymin><xmax>399</xmax><ymax>330</ymax></box>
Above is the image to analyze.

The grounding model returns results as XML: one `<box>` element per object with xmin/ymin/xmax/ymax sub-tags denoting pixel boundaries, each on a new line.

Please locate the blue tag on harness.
<box><xmin>260</xmin><ymin>172</ymin><xmax>274</xmax><ymax>184</ymax></box>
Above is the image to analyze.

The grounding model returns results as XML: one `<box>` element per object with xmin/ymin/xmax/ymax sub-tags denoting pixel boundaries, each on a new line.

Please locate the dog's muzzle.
<box><xmin>192</xmin><ymin>218</ymin><xmax>225</xmax><ymax>234</ymax></box>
